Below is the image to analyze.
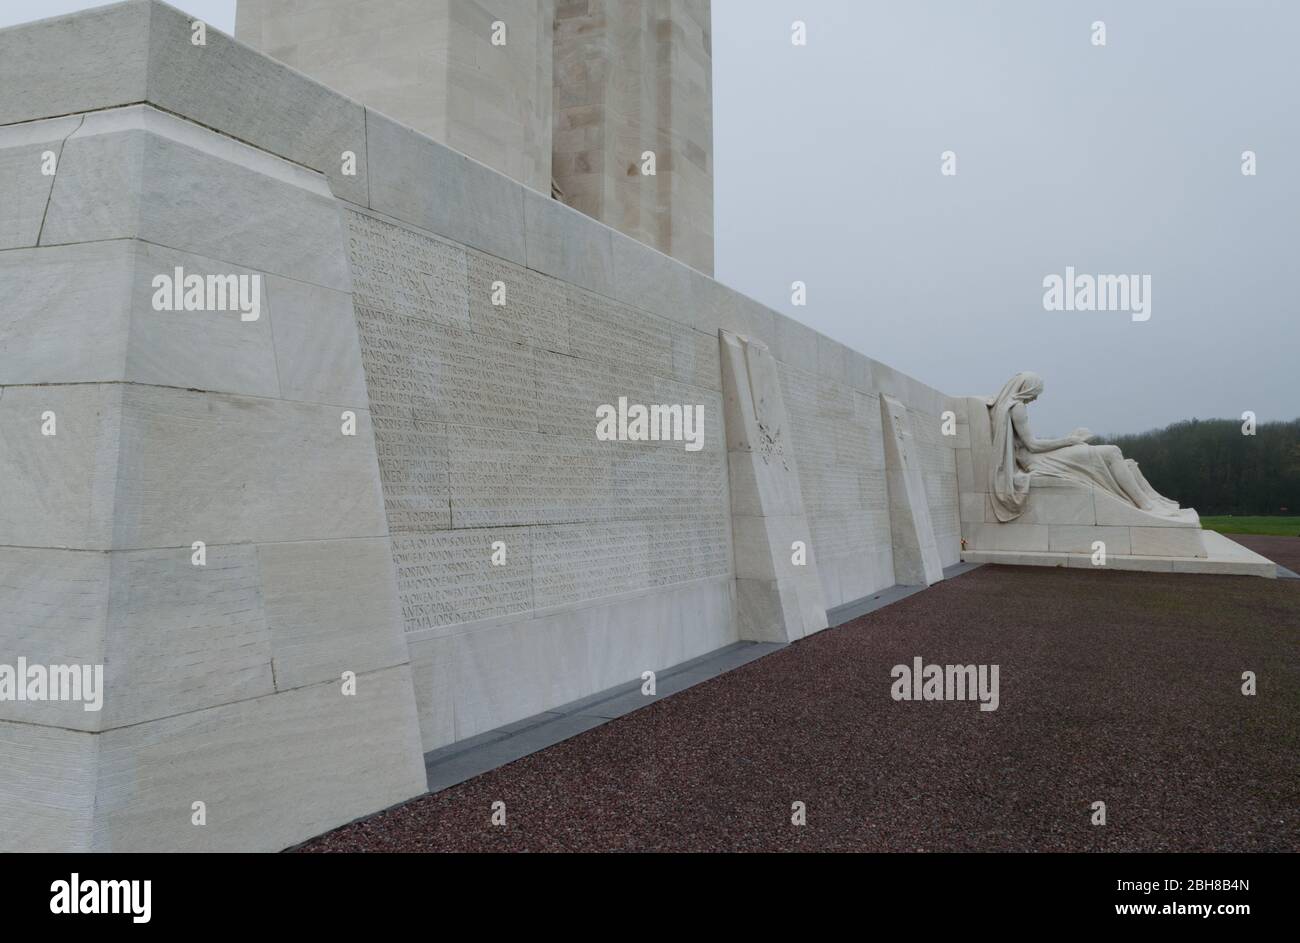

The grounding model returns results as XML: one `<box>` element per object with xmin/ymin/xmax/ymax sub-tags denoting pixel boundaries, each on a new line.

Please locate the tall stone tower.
<box><xmin>234</xmin><ymin>0</ymin><xmax>713</xmax><ymax>273</ymax></box>
<box><xmin>552</xmin><ymin>1</ymin><xmax>714</xmax><ymax>274</ymax></box>
<box><xmin>235</xmin><ymin>0</ymin><xmax>555</xmax><ymax>194</ymax></box>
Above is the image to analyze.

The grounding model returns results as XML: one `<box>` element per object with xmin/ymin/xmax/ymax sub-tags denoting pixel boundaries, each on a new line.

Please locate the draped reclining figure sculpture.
<box><xmin>987</xmin><ymin>372</ymin><xmax>1197</xmax><ymax>526</ymax></box>
<box><xmin>950</xmin><ymin>371</ymin><xmax>1257</xmax><ymax>568</ymax></box>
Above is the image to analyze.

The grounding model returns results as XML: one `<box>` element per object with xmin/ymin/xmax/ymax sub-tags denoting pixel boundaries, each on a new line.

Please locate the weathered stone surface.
<box><xmin>881</xmin><ymin>395</ymin><xmax>944</xmax><ymax>586</ymax></box>
<box><xmin>0</xmin><ymin>384</ymin><xmax>122</xmax><ymax>551</ymax></box>
<box><xmin>0</xmin><ymin>2</ymin><xmax>149</xmax><ymax>127</ymax></box>
<box><xmin>0</xmin><ymin>116</ymin><xmax>83</xmax><ymax>250</ymax></box>
<box><xmin>366</xmin><ymin>108</ymin><xmax>527</xmax><ymax>265</ymax></box>
<box><xmin>346</xmin><ymin>210</ymin><xmax>470</xmax><ymax>332</ymax></box>
<box><xmin>466</xmin><ymin>248</ymin><xmax>569</xmax><ymax>353</ymax></box>
<box><xmin>0</xmin><ymin>241</ymin><xmax>132</xmax><ymax>385</ymax></box>
<box><xmin>0</xmin><ymin>0</ymin><xmax>367</xmax><ymax>205</ymax></box>
<box><xmin>721</xmin><ymin>331</ymin><xmax>827</xmax><ymax>642</ymax></box>
<box><xmin>91</xmin><ymin>666</ymin><xmax>426</xmax><ymax>852</ymax></box>
<box><xmin>525</xmin><ymin>190</ymin><xmax>614</xmax><ymax>297</ymax></box>
<box><xmin>43</xmin><ymin>106</ymin><xmax>351</xmax><ymax>291</ymax></box>
<box><xmin>102</xmin><ymin>545</ymin><xmax>274</xmax><ymax>729</ymax></box>
<box><xmin>553</xmin><ymin>0</ymin><xmax>714</xmax><ymax>273</ymax></box>
<box><xmin>237</xmin><ymin>0</ymin><xmax>551</xmax><ymax>195</ymax></box>
<box><xmin>0</xmin><ymin>548</ymin><xmax>108</xmax><ymax>730</ymax></box>
<box><xmin>258</xmin><ymin>537</ymin><xmax>410</xmax><ymax>689</ymax></box>
<box><xmin>112</xmin><ymin>385</ymin><xmax>388</xmax><ymax>549</ymax></box>
<box><xmin>393</xmin><ymin>529</ymin><xmax>534</xmax><ymax>630</ymax></box>
<box><xmin>0</xmin><ymin>721</ymin><xmax>97</xmax><ymax>853</ymax></box>
<box><xmin>146</xmin><ymin>0</ymin><xmax>370</xmax><ymax>206</ymax></box>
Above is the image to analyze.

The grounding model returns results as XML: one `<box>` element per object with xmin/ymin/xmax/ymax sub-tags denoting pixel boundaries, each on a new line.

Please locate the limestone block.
<box><xmin>354</xmin><ymin>302</ymin><xmax>540</xmax><ymax>429</ymax></box>
<box><xmin>0</xmin><ymin>1</ymin><xmax>367</xmax><ymax>205</ymax></box>
<box><xmin>937</xmin><ymin>534</ymin><xmax>961</xmax><ymax>568</ymax></box>
<box><xmin>790</xmin><ymin>570</ymin><xmax>831</xmax><ymax>635</ymax></box>
<box><xmin>985</xmin><ymin>484</ymin><xmax>1096</xmax><ymax>526</ymax></box>
<box><xmin>956</xmin><ymin>447</ymin><xmax>976</xmax><ymax>494</ymax></box>
<box><xmin>466</xmin><ymin>248</ymin><xmax>569</xmax><ymax>354</ymax></box>
<box><xmin>258</xmin><ymin>537</ymin><xmax>410</xmax><ymax>689</ymax></box>
<box><xmin>880</xmin><ymin>395</ymin><xmax>944</xmax><ymax>586</ymax></box>
<box><xmin>524</xmin><ymin>188</ymin><xmax>614</xmax><ymax>297</ymax></box>
<box><xmin>0</xmin><ymin>548</ymin><xmax>108</xmax><ymax>730</ymax></box>
<box><xmin>942</xmin><ymin>416</ymin><xmax>970</xmax><ymax>450</ymax></box>
<box><xmin>727</xmin><ymin>449</ymin><xmax>800</xmax><ymax>518</ymax></box>
<box><xmin>1048</xmin><ymin>524</ymin><xmax>1132</xmax><ymax>555</ymax></box>
<box><xmin>4</xmin><ymin>538</ymin><xmax>408</xmax><ymax>732</ymax></box>
<box><xmin>963</xmin><ymin>396</ymin><xmax>995</xmax><ymax>491</ymax></box>
<box><xmin>0</xmin><ymin>116</ymin><xmax>84</xmax><ymax>250</ymax></box>
<box><xmin>846</xmin><ymin>351</ymin><xmax>876</xmax><ymax>394</ymax></box>
<box><xmin>720</xmin><ymin>332</ymin><xmax>794</xmax><ymax>461</ymax></box>
<box><xmin>346</xmin><ymin>209</ymin><xmax>471</xmax><ymax>333</ymax></box>
<box><xmin>0</xmin><ymin>721</ymin><xmax>97</xmax><ymax>852</ymax></box>
<box><xmin>816</xmin><ymin>335</ymin><xmax>850</xmax><ymax>385</ymax></box>
<box><xmin>721</xmin><ymin>330</ymin><xmax>828</xmax><ymax>641</ymax></box>
<box><xmin>265</xmin><ymin>274</ymin><xmax>370</xmax><ymax>408</ymax></box>
<box><xmin>392</xmin><ymin>528</ymin><xmax>533</xmax><ymax>630</ymax></box>
<box><xmin>960</xmin><ymin>492</ymin><xmax>986</xmax><ymax>524</ymax></box>
<box><xmin>1066</xmin><ymin>553</ymin><xmax>1175</xmax><ymax>572</ymax></box>
<box><xmin>1131</xmin><ymin>526</ymin><xmax>1208</xmax><ymax>558</ymax></box>
<box><xmin>709</xmin><ymin>280</ymin><xmax>777</xmax><ymax>348</ymax></box>
<box><xmin>143</xmin><ymin>0</ymin><xmax>370</xmax><ymax>206</ymax></box>
<box><xmin>370</xmin><ymin>416</ymin><xmax>452</xmax><ymax>533</ymax></box>
<box><xmin>533</xmin><ymin>348</ymin><xmax>653</xmax><ymax>437</ymax></box>
<box><xmin>770</xmin><ymin>313</ymin><xmax>819</xmax><ymax>373</ymax></box>
<box><xmin>366</xmin><ymin>108</ymin><xmax>527</xmax><ymax>265</ymax></box>
<box><xmin>0</xmin><ymin>384</ymin><xmax>122</xmax><ymax>550</ymax></box>
<box><xmin>671</xmin><ymin>327</ymin><xmax>723</xmax><ymax>392</ymax></box>
<box><xmin>731</xmin><ymin>514</ymin><xmax>816</xmax><ymax>582</ymax></box>
<box><xmin>124</xmin><ymin>241</ymin><xmax>280</xmax><ymax>399</ymax></box>
<box><xmin>405</xmin><ymin>634</ymin><xmax>457</xmax><ymax>752</ymax></box>
<box><xmin>566</xmin><ymin>284</ymin><xmax>673</xmax><ymax>378</ymax></box>
<box><xmin>966</xmin><ymin>521</ymin><xmax>1050</xmax><ymax>552</ymax></box>
<box><xmin>448</xmin><ymin>616</ymin><xmax>560</xmax><ymax>739</ymax></box>
<box><xmin>533</xmin><ymin>522</ymin><xmax>651</xmax><ymax>610</ymax></box>
<box><xmin>0</xmin><ymin>2</ymin><xmax>149</xmax><ymax>127</ymax></box>
<box><xmin>91</xmin><ymin>666</ymin><xmax>426</xmax><ymax>852</ymax></box>
<box><xmin>98</xmin><ymin>545</ymin><xmax>274</xmax><ymax>730</ymax></box>
<box><xmin>43</xmin><ymin>106</ymin><xmax>351</xmax><ymax>291</ymax></box>
<box><xmin>112</xmin><ymin>385</ymin><xmax>388</xmax><ymax>548</ymax></box>
<box><xmin>819</xmin><ymin>548</ymin><xmax>894</xmax><ymax>607</ymax></box>
<box><xmin>0</xmin><ymin>241</ymin><xmax>133</xmax><ymax>385</ymax></box>
<box><xmin>735</xmin><ymin>578</ymin><xmax>802</xmax><ymax>644</ymax></box>
<box><xmin>609</xmin><ymin>227</ymin><xmax>695</xmax><ymax>328</ymax></box>
<box><xmin>1094</xmin><ymin>488</ymin><xmax>1199</xmax><ymax>527</ymax></box>
<box><xmin>448</xmin><ymin>425</ymin><xmax>608</xmax><ymax>526</ymax></box>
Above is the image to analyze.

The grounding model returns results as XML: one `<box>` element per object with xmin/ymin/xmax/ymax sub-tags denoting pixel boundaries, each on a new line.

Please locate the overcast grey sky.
<box><xmin>714</xmin><ymin>0</ymin><xmax>1299</xmax><ymax>434</ymax></box>
<box><xmin>5</xmin><ymin>0</ymin><xmax>1295</xmax><ymax>435</ymax></box>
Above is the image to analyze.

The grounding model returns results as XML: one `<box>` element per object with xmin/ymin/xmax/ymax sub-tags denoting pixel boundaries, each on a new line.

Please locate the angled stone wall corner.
<box><xmin>720</xmin><ymin>330</ymin><xmax>828</xmax><ymax>642</ymax></box>
<box><xmin>0</xmin><ymin>95</ymin><xmax>426</xmax><ymax>851</ymax></box>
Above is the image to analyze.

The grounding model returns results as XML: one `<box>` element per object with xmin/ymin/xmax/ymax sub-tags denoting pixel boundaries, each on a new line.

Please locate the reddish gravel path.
<box><xmin>1233</xmin><ymin>534</ymin><xmax>1300</xmax><ymax>574</ymax></box>
<box><xmin>299</xmin><ymin>564</ymin><xmax>1299</xmax><ymax>852</ymax></box>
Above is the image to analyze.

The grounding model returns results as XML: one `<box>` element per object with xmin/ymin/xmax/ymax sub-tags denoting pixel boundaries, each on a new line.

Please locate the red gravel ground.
<box><xmin>298</xmin><ymin>555</ymin><xmax>1299</xmax><ymax>853</ymax></box>
<box><xmin>1233</xmin><ymin>534</ymin><xmax>1300</xmax><ymax>575</ymax></box>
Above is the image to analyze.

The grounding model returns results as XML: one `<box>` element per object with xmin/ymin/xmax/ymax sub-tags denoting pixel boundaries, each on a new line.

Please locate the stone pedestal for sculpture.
<box><xmin>951</xmin><ymin>395</ymin><xmax>1276</xmax><ymax>577</ymax></box>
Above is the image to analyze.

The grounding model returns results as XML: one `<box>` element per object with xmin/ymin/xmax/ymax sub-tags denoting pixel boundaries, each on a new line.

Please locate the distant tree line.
<box><xmin>1100</xmin><ymin>418</ymin><xmax>1300</xmax><ymax>515</ymax></box>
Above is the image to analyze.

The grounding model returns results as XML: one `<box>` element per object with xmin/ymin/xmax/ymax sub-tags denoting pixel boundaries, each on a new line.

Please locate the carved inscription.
<box><xmin>345</xmin><ymin>211</ymin><xmax>735</xmax><ymax>629</ymax></box>
<box><xmin>345</xmin><ymin>211</ymin><xmax>469</xmax><ymax>329</ymax></box>
<box><xmin>371</xmin><ymin>415</ymin><xmax>450</xmax><ymax>533</ymax></box>
<box><xmin>568</xmin><ymin>286</ymin><xmax>673</xmax><ymax>376</ymax></box>
<box><xmin>467</xmin><ymin>249</ymin><xmax>569</xmax><ymax>354</ymax></box>
<box><xmin>392</xmin><ymin>531</ymin><xmax>532</xmax><ymax>629</ymax></box>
